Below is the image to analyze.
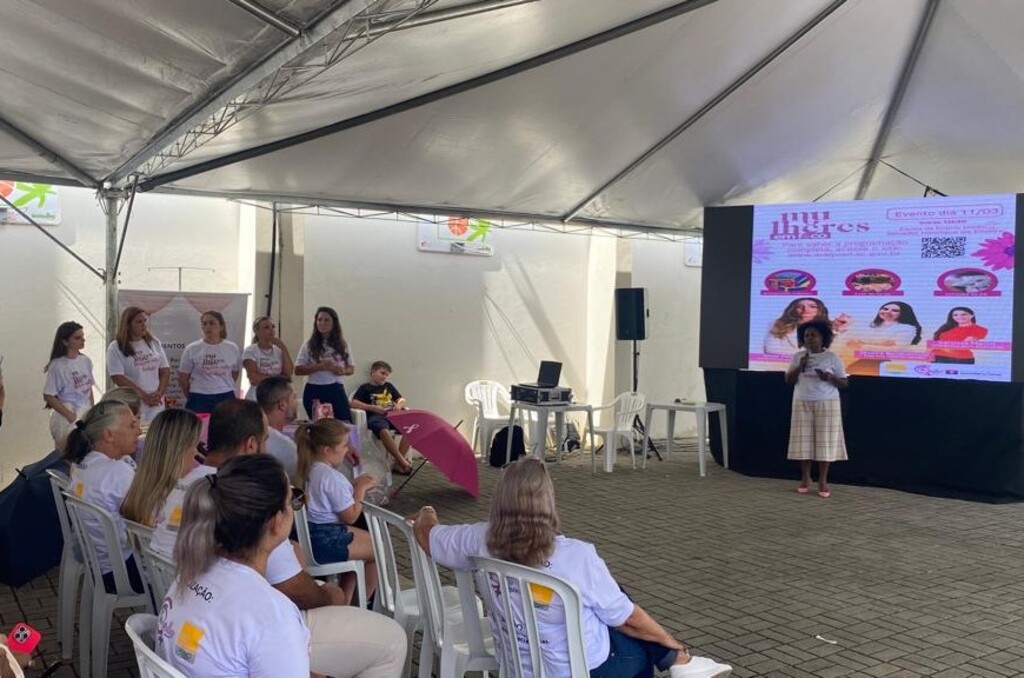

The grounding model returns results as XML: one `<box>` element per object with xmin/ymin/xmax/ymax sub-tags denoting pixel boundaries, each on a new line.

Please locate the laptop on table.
<box><xmin>520</xmin><ymin>360</ymin><xmax>562</xmax><ymax>388</ymax></box>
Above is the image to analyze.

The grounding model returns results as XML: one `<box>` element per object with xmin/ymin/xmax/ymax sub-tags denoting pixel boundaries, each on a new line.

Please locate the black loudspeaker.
<box><xmin>615</xmin><ymin>288</ymin><xmax>647</xmax><ymax>340</ymax></box>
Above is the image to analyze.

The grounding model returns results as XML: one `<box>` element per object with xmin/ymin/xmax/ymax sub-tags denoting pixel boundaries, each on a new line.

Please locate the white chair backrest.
<box><xmin>124</xmin><ymin>519</ymin><xmax>156</xmax><ymax>608</ymax></box>
<box><xmin>46</xmin><ymin>470</ymin><xmax>76</xmax><ymax>550</ymax></box>
<box><xmin>410</xmin><ymin>532</ymin><xmax>497</xmax><ymax>670</ymax></box>
<box><xmin>469</xmin><ymin>555</ymin><xmax>589</xmax><ymax>678</ymax></box>
<box><xmin>362</xmin><ymin>502</ymin><xmax>412</xmax><ymax>619</ymax></box>
<box><xmin>465</xmin><ymin>380</ymin><xmax>508</xmax><ymax>418</ymax></box>
<box><xmin>145</xmin><ymin>546</ymin><xmax>176</xmax><ymax>604</ymax></box>
<box><xmin>294</xmin><ymin>506</ymin><xmax>324</xmax><ymax>567</ymax></box>
<box><xmin>612</xmin><ymin>392</ymin><xmax>646</xmax><ymax>429</ymax></box>
<box><xmin>124</xmin><ymin>613</ymin><xmax>187</xmax><ymax>678</ymax></box>
<box><xmin>62</xmin><ymin>492</ymin><xmax>137</xmax><ymax>596</ymax></box>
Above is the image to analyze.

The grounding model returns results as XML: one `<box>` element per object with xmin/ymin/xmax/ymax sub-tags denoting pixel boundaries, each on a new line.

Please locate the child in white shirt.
<box><xmin>295</xmin><ymin>419</ymin><xmax>379</xmax><ymax>598</ymax></box>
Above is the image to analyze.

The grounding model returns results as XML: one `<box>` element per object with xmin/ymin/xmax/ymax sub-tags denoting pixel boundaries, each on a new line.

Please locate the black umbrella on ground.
<box><xmin>0</xmin><ymin>450</ymin><xmax>69</xmax><ymax>587</ymax></box>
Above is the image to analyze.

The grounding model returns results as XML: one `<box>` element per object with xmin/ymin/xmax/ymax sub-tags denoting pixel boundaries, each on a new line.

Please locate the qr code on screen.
<box><xmin>921</xmin><ymin>237</ymin><xmax>966</xmax><ymax>258</ymax></box>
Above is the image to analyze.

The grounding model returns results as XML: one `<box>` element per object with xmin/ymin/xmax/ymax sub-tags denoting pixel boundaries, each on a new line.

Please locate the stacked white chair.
<box><xmin>123</xmin><ymin>519</ymin><xmax>157</xmax><ymax>613</ymax></box>
<box><xmin>143</xmin><ymin>546</ymin><xmax>176</xmax><ymax>604</ymax></box>
<box><xmin>363</xmin><ymin>502</ymin><xmax>464</xmax><ymax>677</ymax></box>
<box><xmin>464</xmin><ymin>380</ymin><xmax>513</xmax><ymax>455</ymax></box>
<box><xmin>124</xmin><ymin>613</ymin><xmax>186</xmax><ymax>678</ymax></box>
<box><xmin>411</xmin><ymin>536</ymin><xmax>498</xmax><ymax>678</ymax></box>
<box><xmin>45</xmin><ymin>469</ymin><xmax>82</xmax><ymax>661</ymax></box>
<box><xmin>469</xmin><ymin>555</ymin><xmax>589</xmax><ymax>678</ymax></box>
<box><xmin>293</xmin><ymin>506</ymin><xmax>368</xmax><ymax>608</ymax></box>
<box><xmin>590</xmin><ymin>392</ymin><xmax>647</xmax><ymax>471</ymax></box>
<box><xmin>62</xmin><ymin>493</ymin><xmax>151</xmax><ymax>678</ymax></box>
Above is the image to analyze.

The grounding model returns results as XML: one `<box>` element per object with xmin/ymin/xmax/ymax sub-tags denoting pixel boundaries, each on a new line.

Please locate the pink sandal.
<box><xmin>796</xmin><ymin>486</ymin><xmax>810</xmax><ymax>494</ymax></box>
<box><xmin>818</xmin><ymin>490</ymin><xmax>831</xmax><ymax>498</ymax></box>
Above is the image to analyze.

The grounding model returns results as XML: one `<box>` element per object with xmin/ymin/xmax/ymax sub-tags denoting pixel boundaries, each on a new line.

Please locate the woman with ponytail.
<box><xmin>65</xmin><ymin>399</ymin><xmax>144</xmax><ymax>593</ymax></box>
<box><xmin>158</xmin><ymin>454</ymin><xmax>309</xmax><ymax>676</ymax></box>
<box><xmin>242</xmin><ymin>316</ymin><xmax>294</xmax><ymax>400</ymax></box>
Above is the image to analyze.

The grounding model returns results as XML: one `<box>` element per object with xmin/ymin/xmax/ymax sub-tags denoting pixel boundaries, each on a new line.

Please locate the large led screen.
<box><xmin>747</xmin><ymin>195</ymin><xmax>1016</xmax><ymax>381</ymax></box>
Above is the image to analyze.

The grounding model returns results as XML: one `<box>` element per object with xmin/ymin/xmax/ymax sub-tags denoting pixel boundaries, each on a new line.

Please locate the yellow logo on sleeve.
<box><xmin>168</xmin><ymin>505</ymin><xmax>183</xmax><ymax>529</ymax></box>
<box><xmin>73</xmin><ymin>482</ymin><xmax>84</xmax><ymax>498</ymax></box>
<box><xmin>174</xmin><ymin>621</ymin><xmax>204</xmax><ymax>664</ymax></box>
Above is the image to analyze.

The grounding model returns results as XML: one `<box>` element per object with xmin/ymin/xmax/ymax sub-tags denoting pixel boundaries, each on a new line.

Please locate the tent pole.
<box><xmin>102</xmin><ymin>190</ymin><xmax>125</xmax><ymax>373</ymax></box>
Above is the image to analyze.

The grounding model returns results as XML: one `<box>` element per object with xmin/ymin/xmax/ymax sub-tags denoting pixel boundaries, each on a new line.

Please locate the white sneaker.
<box><xmin>669</xmin><ymin>655</ymin><xmax>732</xmax><ymax>678</ymax></box>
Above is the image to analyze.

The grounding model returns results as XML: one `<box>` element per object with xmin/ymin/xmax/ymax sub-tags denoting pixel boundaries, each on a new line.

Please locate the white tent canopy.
<box><xmin>3</xmin><ymin>0</ymin><xmax>1024</xmax><ymax>232</ymax></box>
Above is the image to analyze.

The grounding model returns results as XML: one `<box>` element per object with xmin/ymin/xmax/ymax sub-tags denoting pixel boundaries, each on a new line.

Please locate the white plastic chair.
<box><xmin>590</xmin><ymin>392</ymin><xmax>646</xmax><ymax>471</ymax></box>
<box><xmin>123</xmin><ymin>520</ymin><xmax>157</xmax><ymax>613</ymax></box>
<box><xmin>46</xmin><ymin>469</ymin><xmax>82</xmax><ymax>661</ymax></box>
<box><xmin>470</xmin><ymin>555</ymin><xmax>589</xmax><ymax>678</ymax></box>
<box><xmin>465</xmin><ymin>380</ymin><xmax>512</xmax><ymax>455</ymax></box>
<box><xmin>63</xmin><ymin>493</ymin><xmax>151</xmax><ymax>678</ymax></box>
<box><xmin>293</xmin><ymin>506</ymin><xmax>368</xmax><ymax>608</ymax></box>
<box><xmin>363</xmin><ymin>502</ymin><xmax>464</xmax><ymax>677</ymax></box>
<box><xmin>349</xmin><ymin>408</ymin><xmax>395</xmax><ymax>497</ymax></box>
<box><xmin>124</xmin><ymin>613</ymin><xmax>186</xmax><ymax>678</ymax></box>
<box><xmin>144</xmin><ymin>546</ymin><xmax>176</xmax><ymax>604</ymax></box>
<box><xmin>412</xmin><ymin>537</ymin><xmax>498</xmax><ymax>678</ymax></box>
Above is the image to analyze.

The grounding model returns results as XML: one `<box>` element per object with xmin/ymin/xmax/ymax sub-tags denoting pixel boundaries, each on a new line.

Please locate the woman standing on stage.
<box><xmin>785</xmin><ymin>319</ymin><xmax>848</xmax><ymax>498</ymax></box>
<box><xmin>178</xmin><ymin>311</ymin><xmax>241</xmax><ymax>414</ymax></box>
<box><xmin>242</xmin><ymin>316</ymin><xmax>294</xmax><ymax>400</ymax></box>
<box><xmin>107</xmin><ymin>306</ymin><xmax>170</xmax><ymax>423</ymax></box>
<box><xmin>43</xmin><ymin>321</ymin><xmax>95</xmax><ymax>450</ymax></box>
<box><xmin>294</xmin><ymin>306</ymin><xmax>353</xmax><ymax>422</ymax></box>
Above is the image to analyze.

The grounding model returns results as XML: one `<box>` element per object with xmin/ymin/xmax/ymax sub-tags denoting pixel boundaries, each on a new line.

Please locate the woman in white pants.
<box><xmin>43</xmin><ymin>321</ymin><xmax>94</xmax><ymax>450</ymax></box>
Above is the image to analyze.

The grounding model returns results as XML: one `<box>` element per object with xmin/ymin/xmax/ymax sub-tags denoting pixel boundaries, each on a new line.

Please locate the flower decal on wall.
<box><xmin>972</xmin><ymin>232</ymin><xmax>1015</xmax><ymax>271</ymax></box>
<box><xmin>752</xmin><ymin>239</ymin><xmax>773</xmax><ymax>264</ymax></box>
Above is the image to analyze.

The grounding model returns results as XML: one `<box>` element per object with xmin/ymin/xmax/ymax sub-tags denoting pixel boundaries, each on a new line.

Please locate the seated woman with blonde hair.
<box><xmin>120</xmin><ymin>408</ymin><xmax>202</xmax><ymax>526</ymax></box>
<box><xmin>413</xmin><ymin>458</ymin><xmax>732</xmax><ymax>678</ymax></box>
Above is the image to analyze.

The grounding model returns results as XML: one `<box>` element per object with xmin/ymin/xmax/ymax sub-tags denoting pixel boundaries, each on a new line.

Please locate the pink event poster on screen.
<box><xmin>746</xmin><ymin>194</ymin><xmax>1016</xmax><ymax>382</ymax></box>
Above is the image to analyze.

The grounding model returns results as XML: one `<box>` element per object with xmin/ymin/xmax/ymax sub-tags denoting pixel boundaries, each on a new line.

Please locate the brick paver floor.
<box><xmin>6</xmin><ymin>439</ymin><xmax>1024</xmax><ymax>677</ymax></box>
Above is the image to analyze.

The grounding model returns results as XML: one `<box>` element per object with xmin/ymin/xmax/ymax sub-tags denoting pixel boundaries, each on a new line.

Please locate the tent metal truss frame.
<box><xmin>154</xmin><ymin>185</ymin><xmax>702</xmax><ymax>240</ymax></box>
<box><xmin>0</xmin><ymin>0</ymin><xmax>952</xmax><ymax>242</ymax></box>
<box><xmin>136</xmin><ymin>0</ymin><xmax>722</xmax><ymax>193</ymax></box>
<box><xmin>238</xmin><ymin>202</ymin><xmax>701</xmax><ymax>242</ymax></box>
<box><xmin>561</xmin><ymin>0</ymin><xmax>848</xmax><ymax>223</ymax></box>
<box><xmin>854</xmin><ymin>0</ymin><xmax>940</xmax><ymax>199</ymax></box>
<box><xmin>112</xmin><ymin>0</ymin><xmax>535</xmax><ymax>185</ymax></box>
<box><xmin>122</xmin><ymin>0</ymin><xmax>445</xmax><ymax>182</ymax></box>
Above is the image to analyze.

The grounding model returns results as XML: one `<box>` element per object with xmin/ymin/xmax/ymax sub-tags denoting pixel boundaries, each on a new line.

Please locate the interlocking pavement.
<box><xmin>6</xmin><ymin>440</ymin><xmax>1024</xmax><ymax>677</ymax></box>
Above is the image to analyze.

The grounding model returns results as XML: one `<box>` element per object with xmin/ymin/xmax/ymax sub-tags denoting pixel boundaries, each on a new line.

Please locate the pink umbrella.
<box><xmin>386</xmin><ymin>409</ymin><xmax>478</xmax><ymax>497</ymax></box>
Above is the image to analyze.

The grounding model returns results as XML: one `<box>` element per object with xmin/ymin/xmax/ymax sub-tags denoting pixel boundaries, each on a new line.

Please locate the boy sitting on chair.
<box><xmin>351</xmin><ymin>360</ymin><xmax>413</xmax><ymax>474</ymax></box>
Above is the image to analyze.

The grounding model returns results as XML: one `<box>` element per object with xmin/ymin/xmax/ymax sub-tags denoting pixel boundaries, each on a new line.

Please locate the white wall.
<box><xmin>0</xmin><ymin>189</ymin><xmax>705</xmax><ymax>484</ymax></box>
<box><xmin>302</xmin><ymin>215</ymin><xmax>707</xmax><ymax>442</ymax></box>
<box><xmin>303</xmin><ymin>216</ymin><xmax>601</xmax><ymax>431</ymax></box>
<box><xmin>0</xmin><ymin>187</ymin><xmax>240</xmax><ymax>483</ymax></box>
<box><xmin>631</xmin><ymin>239</ymin><xmax>706</xmax><ymax>437</ymax></box>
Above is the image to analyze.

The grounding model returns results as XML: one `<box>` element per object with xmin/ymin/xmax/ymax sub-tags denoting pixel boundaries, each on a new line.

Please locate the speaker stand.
<box><xmin>631</xmin><ymin>339</ymin><xmax>662</xmax><ymax>461</ymax></box>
